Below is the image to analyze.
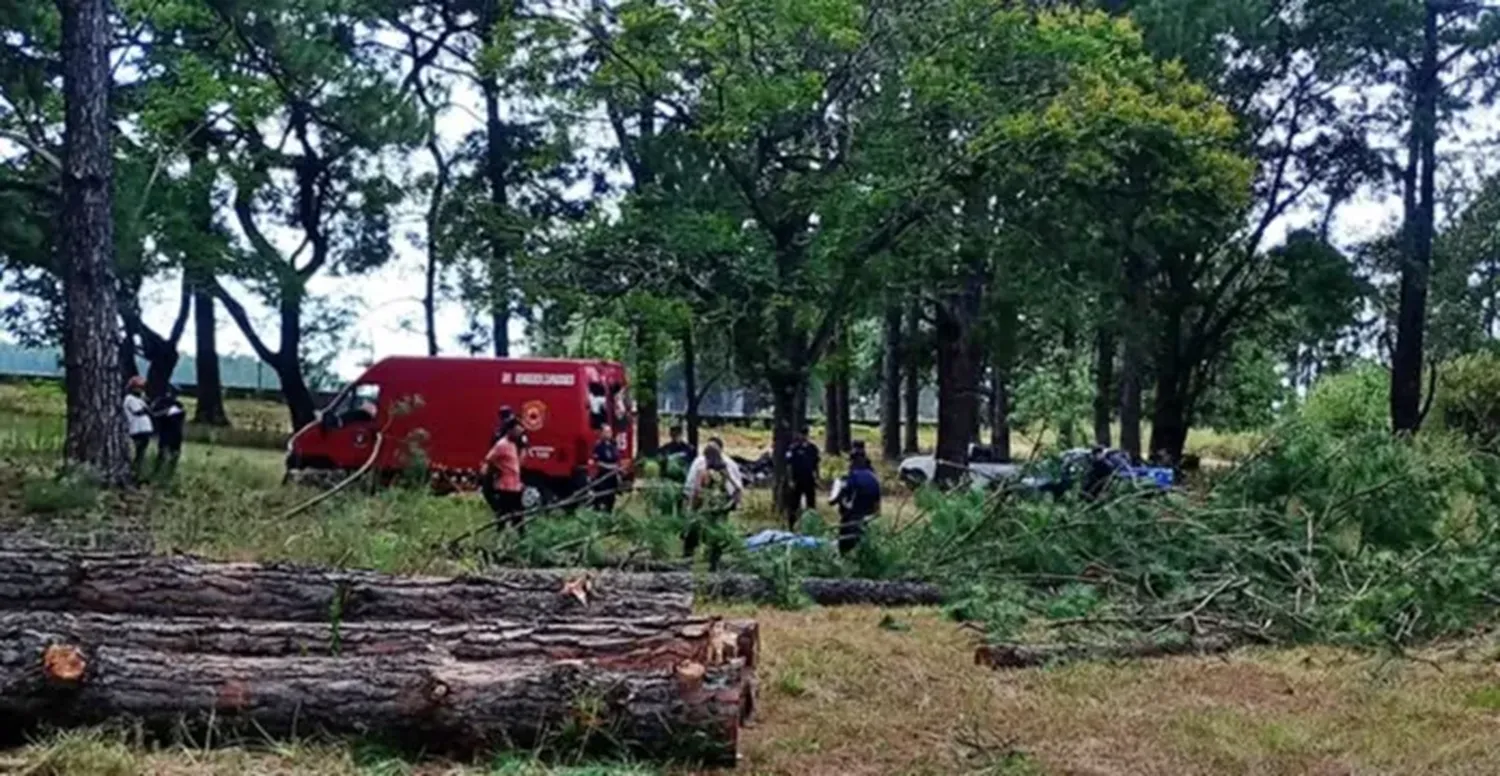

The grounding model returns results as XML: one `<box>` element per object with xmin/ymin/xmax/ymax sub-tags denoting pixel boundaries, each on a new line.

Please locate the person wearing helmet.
<box><xmin>123</xmin><ymin>377</ymin><xmax>154</xmax><ymax>482</ymax></box>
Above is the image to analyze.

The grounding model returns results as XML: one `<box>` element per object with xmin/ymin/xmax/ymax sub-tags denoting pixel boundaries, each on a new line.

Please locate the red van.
<box><xmin>285</xmin><ymin>356</ymin><xmax>634</xmax><ymax>506</ymax></box>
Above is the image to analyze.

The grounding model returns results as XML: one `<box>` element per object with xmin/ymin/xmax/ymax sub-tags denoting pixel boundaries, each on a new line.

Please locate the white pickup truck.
<box><xmin>897</xmin><ymin>444</ymin><xmax>1023</xmax><ymax>489</ymax></box>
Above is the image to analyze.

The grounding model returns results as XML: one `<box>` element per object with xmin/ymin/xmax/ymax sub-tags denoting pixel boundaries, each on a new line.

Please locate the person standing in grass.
<box><xmin>482</xmin><ymin>419</ymin><xmax>526</xmax><ymax>533</ymax></box>
<box><xmin>150</xmin><ymin>385</ymin><xmax>186</xmax><ymax>479</ymax></box>
<box><xmin>835</xmin><ymin>450</ymin><xmax>882</xmax><ymax>555</ymax></box>
<box><xmin>785</xmin><ymin>425</ymin><xmax>821</xmax><ymax>527</ymax></box>
<box><xmin>682</xmin><ymin>440</ymin><xmax>744</xmax><ymax>570</ymax></box>
<box><xmin>659</xmin><ymin>424</ymin><xmax>696</xmax><ymax>479</ymax></box>
<box><xmin>591</xmin><ymin>425</ymin><xmax>621</xmax><ymax>513</ymax></box>
<box><xmin>123</xmin><ymin>376</ymin><xmax>154</xmax><ymax>482</ymax></box>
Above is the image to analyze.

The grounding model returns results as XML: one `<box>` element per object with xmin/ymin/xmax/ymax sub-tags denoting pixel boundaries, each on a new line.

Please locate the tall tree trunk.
<box><xmin>837</xmin><ymin>373</ymin><xmax>851</xmax><ymax>454</ymax></box>
<box><xmin>823</xmin><ymin>377</ymin><xmax>841</xmax><ymax>455</ymax></box>
<box><xmin>1093</xmin><ymin>325</ymin><xmax>1115</xmax><ymax>447</ymax></box>
<box><xmin>1147</xmin><ymin>317</ymin><xmax>1189</xmax><ymax>462</ymax></box>
<box><xmin>990</xmin><ymin>360</ymin><xmax>1011</xmax><ymax>461</ymax></box>
<box><xmin>1392</xmin><ymin>1</ymin><xmax>1439</xmax><ymax>435</ymax></box>
<box><xmin>634</xmin><ymin>318</ymin><xmax>660</xmax><ymax>457</ymax></box>
<box><xmin>1059</xmin><ymin>322</ymin><xmax>1078</xmax><ymax>448</ymax></box>
<box><xmin>191</xmin><ymin>282</ymin><xmax>228</xmax><ymax>426</ymax></box>
<box><xmin>771</xmin><ymin>374</ymin><xmax>806</xmax><ymax>524</ymax></box>
<box><xmin>903</xmin><ymin>305</ymin><xmax>921</xmax><ymax>455</ymax></box>
<box><xmin>1118</xmin><ymin>252</ymin><xmax>1148</xmax><ymax>461</ymax></box>
<box><xmin>183</xmin><ymin>129</ymin><xmax>228</xmax><ymax>426</ymax></box>
<box><xmin>682</xmin><ymin>325</ymin><xmax>699</xmax><ymax>448</ymax></box>
<box><xmin>276</xmin><ymin>297</ymin><xmax>317</xmax><ymax>430</ymax></box>
<box><xmin>481</xmin><ymin>1</ymin><xmax>510</xmax><ymax>358</ymax></box>
<box><xmin>934</xmin><ymin>267</ymin><xmax>984</xmax><ymax>486</ymax></box>
<box><xmin>880</xmin><ymin>305</ymin><xmax>902</xmax><ymax>461</ymax></box>
<box><xmin>58</xmin><ymin>0</ymin><xmax>128</xmax><ymax>482</ymax></box>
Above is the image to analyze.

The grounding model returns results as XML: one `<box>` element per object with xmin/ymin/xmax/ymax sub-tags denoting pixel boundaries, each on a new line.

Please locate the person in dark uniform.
<box><xmin>835</xmin><ymin>451</ymin><xmax>882</xmax><ymax>555</ymax></box>
<box><xmin>785</xmin><ymin>425</ymin><xmax>820</xmax><ymax>528</ymax></box>
<box><xmin>150</xmin><ymin>385</ymin><xmax>187</xmax><ymax>479</ymax></box>
<box><xmin>659</xmin><ymin>424</ymin><xmax>696</xmax><ymax>477</ymax></box>
<box><xmin>592</xmin><ymin>426</ymin><xmax>621</xmax><ymax>513</ymax></box>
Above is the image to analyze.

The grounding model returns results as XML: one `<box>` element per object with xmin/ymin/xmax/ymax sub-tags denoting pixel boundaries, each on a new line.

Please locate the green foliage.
<box><xmin>1300</xmin><ymin>364</ymin><xmax>1390</xmax><ymax>435</ymax></box>
<box><xmin>23</xmin><ymin>468</ymin><xmax>101</xmax><ymax>515</ymax></box>
<box><xmin>1435</xmin><ymin>351</ymin><xmax>1500</xmax><ymax>449</ymax></box>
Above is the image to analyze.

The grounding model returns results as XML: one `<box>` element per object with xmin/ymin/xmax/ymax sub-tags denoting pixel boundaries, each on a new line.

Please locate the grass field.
<box><xmin>2</xmin><ymin>386</ymin><xmax>1492</xmax><ymax>775</ymax></box>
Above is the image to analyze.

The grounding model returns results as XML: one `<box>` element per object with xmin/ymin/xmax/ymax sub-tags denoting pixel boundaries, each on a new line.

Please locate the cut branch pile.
<box><xmin>0</xmin><ymin>550</ymin><xmax>758</xmax><ymax>766</ymax></box>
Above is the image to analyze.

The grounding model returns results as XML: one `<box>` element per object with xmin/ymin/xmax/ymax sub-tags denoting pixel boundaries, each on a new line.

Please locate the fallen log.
<box><xmin>0</xmin><ymin>551</ymin><xmax>692</xmax><ymax>621</ymax></box>
<box><xmin>691</xmin><ymin>574</ymin><xmax>945</xmax><ymax>607</ymax></box>
<box><xmin>0</xmin><ymin>627</ymin><xmax>743</xmax><ymax>765</ymax></box>
<box><xmin>974</xmin><ymin>633</ymin><xmax>1239</xmax><ymax>669</ymax></box>
<box><xmin>0</xmin><ymin>611</ymin><xmax>758</xmax><ymax>672</ymax></box>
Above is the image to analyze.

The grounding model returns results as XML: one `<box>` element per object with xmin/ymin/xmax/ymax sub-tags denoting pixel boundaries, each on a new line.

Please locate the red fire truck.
<box><xmin>285</xmin><ymin>356</ymin><xmax>634</xmax><ymax>506</ymax></box>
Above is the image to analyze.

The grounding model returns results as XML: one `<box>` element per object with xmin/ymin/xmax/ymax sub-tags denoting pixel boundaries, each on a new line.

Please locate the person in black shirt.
<box><xmin>659</xmin><ymin>424</ymin><xmax>696</xmax><ymax>477</ymax></box>
<box><xmin>592</xmin><ymin>426</ymin><xmax>621</xmax><ymax>513</ymax></box>
<box><xmin>150</xmin><ymin>385</ymin><xmax>187</xmax><ymax>479</ymax></box>
<box><xmin>785</xmin><ymin>425</ymin><xmax>820</xmax><ymax>528</ymax></box>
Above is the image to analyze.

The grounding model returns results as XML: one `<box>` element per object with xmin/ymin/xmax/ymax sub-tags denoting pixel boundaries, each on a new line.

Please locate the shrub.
<box><xmin>1435</xmin><ymin>351</ymin><xmax>1500</xmax><ymax>449</ymax></box>
<box><xmin>1300</xmin><ymin>363</ymin><xmax>1389</xmax><ymax>435</ymax></box>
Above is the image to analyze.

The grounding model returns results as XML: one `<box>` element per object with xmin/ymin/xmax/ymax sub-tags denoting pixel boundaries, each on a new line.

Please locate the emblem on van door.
<box><xmin>521</xmin><ymin>400</ymin><xmax>548</xmax><ymax>431</ymax></box>
<box><xmin>353</xmin><ymin>430</ymin><xmax>370</xmax><ymax>448</ymax></box>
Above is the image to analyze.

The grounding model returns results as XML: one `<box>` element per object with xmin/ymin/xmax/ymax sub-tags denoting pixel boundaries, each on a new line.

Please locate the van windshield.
<box><xmin>327</xmin><ymin>383</ymin><xmax>379</xmax><ymax>424</ymax></box>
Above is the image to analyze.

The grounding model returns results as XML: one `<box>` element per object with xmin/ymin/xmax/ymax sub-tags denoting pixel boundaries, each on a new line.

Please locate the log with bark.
<box><xmin>0</xmin><ymin>551</ymin><xmax>692</xmax><ymax>621</ymax></box>
<box><xmin>973</xmin><ymin>633</ymin><xmax>1239</xmax><ymax>669</ymax></box>
<box><xmin>0</xmin><ymin>611</ymin><xmax>758</xmax><ymax>672</ymax></box>
<box><xmin>692</xmin><ymin>574</ymin><xmax>945</xmax><ymax>607</ymax></box>
<box><xmin>0</xmin><ymin>624</ymin><xmax>745</xmax><ymax>764</ymax></box>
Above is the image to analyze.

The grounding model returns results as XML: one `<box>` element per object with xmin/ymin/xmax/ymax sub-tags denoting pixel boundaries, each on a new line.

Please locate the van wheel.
<box><xmin>521</xmin><ymin>484</ymin><xmax>554</xmax><ymax>511</ymax></box>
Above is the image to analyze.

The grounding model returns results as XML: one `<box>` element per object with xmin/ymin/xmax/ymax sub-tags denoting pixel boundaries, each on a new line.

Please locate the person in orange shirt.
<box><xmin>482</xmin><ymin>419</ymin><xmax>526</xmax><ymax>532</ymax></box>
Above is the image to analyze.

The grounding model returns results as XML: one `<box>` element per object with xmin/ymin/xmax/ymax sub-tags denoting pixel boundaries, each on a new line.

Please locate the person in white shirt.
<box><xmin>681</xmin><ymin>438</ymin><xmax>744</xmax><ymax>570</ymax></box>
<box><xmin>122</xmin><ymin>376</ymin><xmax>154</xmax><ymax>482</ymax></box>
<box><xmin>682</xmin><ymin>438</ymin><xmax>744</xmax><ymax>507</ymax></box>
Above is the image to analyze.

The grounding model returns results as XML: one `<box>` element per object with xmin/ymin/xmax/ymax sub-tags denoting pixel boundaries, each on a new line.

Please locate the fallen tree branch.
<box><xmin>974</xmin><ymin>633</ymin><xmax>1241</xmax><ymax>670</ymax></box>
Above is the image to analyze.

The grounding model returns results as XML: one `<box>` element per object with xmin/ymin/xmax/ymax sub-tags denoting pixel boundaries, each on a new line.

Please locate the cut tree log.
<box><xmin>0</xmin><ymin>625</ymin><xmax>744</xmax><ymax>765</ymax></box>
<box><xmin>0</xmin><ymin>551</ymin><xmax>692</xmax><ymax>621</ymax></box>
<box><xmin>0</xmin><ymin>611</ymin><xmax>758</xmax><ymax>672</ymax></box>
<box><xmin>692</xmin><ymin>574</ymin><xmax>945</xmax><ymax>607</ymax></box>
<box><xmin>973</xmin><ymin>634</ymin><xmax>1239</xmax><ymax>669</ymax></box>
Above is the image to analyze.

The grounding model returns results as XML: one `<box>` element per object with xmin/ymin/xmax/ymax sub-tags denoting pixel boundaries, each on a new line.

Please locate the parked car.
<box><xmin>898</xmin><ymin>444</ymin><xmax>1023</xmax><ymax>489</ymax></box>
<box><xmin>1021</xmin><ymin>448</ymin><xmax>1174</xmax><ymax>499</ymax></box>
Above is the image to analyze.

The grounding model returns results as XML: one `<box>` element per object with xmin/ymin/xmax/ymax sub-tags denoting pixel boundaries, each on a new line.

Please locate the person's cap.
<box><xmin>799</xmin><ymin>425</ymin><xmax>811</xmax><ymax>435</ymax></box>
<box><xmin>126</xmin><ymin>376</ymin><xmax>146</xmax><ymax>389</ymax></box>
<box><xmin>670</xmin><ymin>424</ymin><xmax>683</xmax><ymax>434</ymax></box>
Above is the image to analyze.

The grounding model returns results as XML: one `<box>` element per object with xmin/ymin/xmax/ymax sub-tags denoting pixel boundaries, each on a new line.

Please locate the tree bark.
<box><xmin>903</xmin><ymin>359</ymin><xmax>921</xmax><ymax>455</ymax></box>
<box><xmin>0</xmin><ymin>552</ymin><xmax>694</xmax><ymax>622</ymax></box>
<box><xmin>0</xmin><ymin>611</ymin><xmax>757</xmax><ymax>671</ymax></box>
<box><xmin>974</xmin><ymin>633</ymin><xmax>1238</xmax><ymax>670</ymax></box>
<box><xmin>1392</xmin><ymin>2</ymin><xmax>1440</xmax><ymax>435</ymax></box>
<box><xmin>184</xmin><ymin>131</ymin><xmax>229</xmax><ymax>427</ymax></box>
<box><xmin>481</xmin><ymin>1</ymin><xmax>511</xmax><ymax>359</ymax></box>
<box><xmin>881</xmin><ymin>305</ymin><xmax>902</xmax><ymax>461</ymax></box>
<box><xmin>770</xmin><ymin>373</ymin><xmax>807</xmax><ymax>524</ymax></box>
<box><xmin>58</xmin><ymin>0</ymin><xmax>129</xmax><ymax>482</ymax></box>
<box><xmin>989</xmin><ymin>360</ymin><xmax>1011</xmax><ymax>460</ymax></box>
<box><xmin>1093</xmin><ymin>325</ymin><xmax>1115</xmax><ymax>447</ymax></box>
<box><xmin>190</xmin><ymin>282</ymin><xmax>229</xmax><ymax>426</ymax></box>
<box><xmin>823</xmin><ymin>377</ymin><xmax>842</xmax><ymax>455</ymax></box>
<box><xmin>934</xmin><ymin>279</ymin><xmax>984</xmax><ymax>486</ymax></box>
<box><xmin>836</xmin><ymin>372</ymin><xmax>852</xmax><ymax>454</ymax></box>
<box><xmin>634</xmin><ymin>318</ymin><xmax>660</xmax><ymax>456</ymax></box>
<box><xmin>682</xmin><ymin>325</ymin><xmax>699</xmax><ymax>448</ymax></box>
<box><xmin>0</xmin><ymin>630</ymin><xmax>744</xmax><ymax>765</ymax></box>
